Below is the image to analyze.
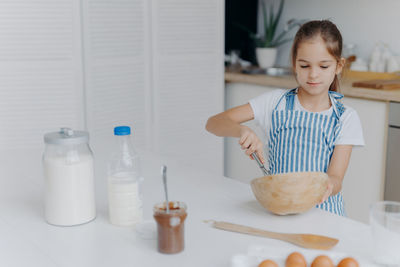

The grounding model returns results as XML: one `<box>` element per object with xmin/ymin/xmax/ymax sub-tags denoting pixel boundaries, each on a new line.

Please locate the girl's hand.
<box><xmin>319</xmin><ymin>178</ymin><xmax>334</xmax><ymax>204</ymax></box>
<box><xmin>238</xmin><ymin>126</ymin><xmax>265</xmax><ymax>164</ymax></box>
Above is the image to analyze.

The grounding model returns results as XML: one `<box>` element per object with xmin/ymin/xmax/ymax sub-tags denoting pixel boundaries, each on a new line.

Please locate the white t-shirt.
<box><xmin>249</xmin><ymin>89</ymin><xmax>365</xmax><ymax>146</ymax></box>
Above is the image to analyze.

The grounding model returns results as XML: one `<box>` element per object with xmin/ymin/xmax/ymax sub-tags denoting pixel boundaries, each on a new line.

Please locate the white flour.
<box><xmin>43</xmin><ymin>154</ymin><xmax>95</xmax><ymax>226</ymax></box>
<box><xmin>108</xmin><ymin>172</ymin><xmax>143</xmax><ymax>227</ymax></box>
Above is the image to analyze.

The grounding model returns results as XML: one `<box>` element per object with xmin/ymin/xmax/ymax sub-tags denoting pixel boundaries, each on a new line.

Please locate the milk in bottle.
<box><xmin>108</xmin><ymin>126</ymin><xmax>143</xmax><ymax>227</ymax></box>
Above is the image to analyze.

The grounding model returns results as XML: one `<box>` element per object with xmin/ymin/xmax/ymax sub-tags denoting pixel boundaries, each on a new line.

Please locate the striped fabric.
<box><xmin>268</xmin><ymin>88</ymin><xmax>346</xmax><ymax>216</ymax></box>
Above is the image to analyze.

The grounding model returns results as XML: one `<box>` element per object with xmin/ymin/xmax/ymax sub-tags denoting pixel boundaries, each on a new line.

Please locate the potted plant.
<box><xmin>237</xmin><ymin>0</ymin><xmax>304</xmax><ymax>68</ymax></box>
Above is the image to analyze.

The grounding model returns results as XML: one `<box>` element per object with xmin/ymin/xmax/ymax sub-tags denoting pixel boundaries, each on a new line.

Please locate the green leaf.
<box><xmin>233</xmin><ymin>22</ymin><xmax>260</xmax><ymax>42</ymax></box>
<box><xmin>271</xmin><ymin>20</ymin><xmax>298</xmax><ymax>45</ymax></box>
<box><xmin>243</xmin><ymin>0</ymin><xmax>296</xmax><ymax>48</ymax></box>
<box><xmin>271</xmin><ymin>37</ymin><xmax>293</xmax><ymax>47</ymax></box>
<box><xmin>263</xmin><ymin>41</ymin><xmax>275</xmax><ymax>48</ymax></box>
<box><xmin>233</xmin><ymin>22</ymin><xmax>254</xmax><ymax>35</ymax></box>
<box><xmin>266</xmin><ymin>3</ymin><xmax>274</xmax><ymax>43</ymax></box>
<box><xmin>271</xmin><ymin>0</ymin><xmax>284</xmax><ymax>43</ymax></box>
<box><xmin>261</xmin><ymin>0</ymin><xmax>269</xmax><ymax>42</ymax></box>
<box><xmin>268</xmin><ymin>2</ymin><xmax>274</xmax><ymax>30</ymax></box>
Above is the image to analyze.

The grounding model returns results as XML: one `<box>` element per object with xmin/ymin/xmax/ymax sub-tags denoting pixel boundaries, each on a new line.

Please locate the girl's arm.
<box><xmin>205</xmin><ymin>104</ymin><xmax>265</xmax><ymax>163</ymax></box>
<box><xmin>320</xmin><ymin>145</ymin><xmax>353</xmax><ymax>202</ymax></box>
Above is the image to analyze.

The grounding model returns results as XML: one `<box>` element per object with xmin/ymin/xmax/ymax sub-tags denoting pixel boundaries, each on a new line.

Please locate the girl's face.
<box><xmin>294</xmin><ymin>36</ymin><xmax>344</xmax><ymax>96</ymax></box>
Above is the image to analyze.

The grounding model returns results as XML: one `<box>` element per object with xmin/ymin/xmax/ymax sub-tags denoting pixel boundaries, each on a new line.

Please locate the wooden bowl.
<box><xmin>250</xmin><ymin>172</ymin><xmax>328</xmax><ymax>215</ymax></box>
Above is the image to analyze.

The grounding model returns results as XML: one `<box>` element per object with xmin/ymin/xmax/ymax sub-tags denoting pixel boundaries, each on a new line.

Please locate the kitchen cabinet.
<box><xmin>341</xmin><ymin>97</ymin><xmax>388</xmax><ymax>223</ymax></box>
<box><xmin>225</xmin><ymin>82</ymin><xmax>388</xmax><ymax>223</ymax></box>
<box><xmin>385</xmin><ymin>102</ymin><xmax>400</xmax><ymax>202</ymax></box>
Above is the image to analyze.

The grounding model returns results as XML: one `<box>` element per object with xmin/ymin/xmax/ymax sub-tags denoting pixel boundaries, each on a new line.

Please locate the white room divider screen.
<box><xmin>0</xmin><ymin>1</ymin><xmax>84</xmax><ymax>151</ymax></box>
<box><xmin>81</xmin><ymin>0</ymin><xmax>151</xmax><ymax>181</ymax></box>
<box><xmin>0</xmin><ymin>0</ymin><xmax>224</xmax><ymax>184</ymax></box>
<box><xmin>150</xmin><ymin>0</ymin><xmax>224</xmax><ymax>175</ymax></box>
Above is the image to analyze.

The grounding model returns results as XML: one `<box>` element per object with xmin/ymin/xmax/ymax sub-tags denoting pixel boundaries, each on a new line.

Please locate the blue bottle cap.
<box><xmin>114</xmin><ymin>126</ymin><xmax>131</xmax><ymax>136</ymax></box>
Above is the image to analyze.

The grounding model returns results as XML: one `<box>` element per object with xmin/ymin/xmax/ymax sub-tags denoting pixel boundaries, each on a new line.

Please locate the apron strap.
<box><xmin>285</xmin><ymin>88</ymin><xmax>297</xmax><ymax>110</ymax></box>
<box><xmin>329</xmin><ymin>91</ymin><xmax>346</xmax><ymax>119</ymax></box>
<box><xmin>274</xmin><ymin>88</ymin><xmax>346</xmax><ymax>118</ymax></box>
<box><xmin>273</xmin><ymin>88</ymin><xmax>297</xmax><ymax>110</ymax></box>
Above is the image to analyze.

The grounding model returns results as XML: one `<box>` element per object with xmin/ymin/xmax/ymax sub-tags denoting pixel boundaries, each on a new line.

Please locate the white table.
<box><xmin>0</xmin><ymin>151</ymin><xmax>376</xmax><ymax>267</ymax></box>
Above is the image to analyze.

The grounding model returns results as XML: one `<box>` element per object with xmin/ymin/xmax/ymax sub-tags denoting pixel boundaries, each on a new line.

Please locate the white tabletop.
<box><xmin>0</xmin><ymin>151</ymin><xmax>376</xmax><ymax>267</ymax></box>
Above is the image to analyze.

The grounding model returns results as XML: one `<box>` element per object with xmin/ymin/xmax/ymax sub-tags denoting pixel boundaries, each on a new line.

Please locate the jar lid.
<box><xmin>44</xmin><ymin>127</ymin><xmax>89</xmax><ymax>145</ymax></box>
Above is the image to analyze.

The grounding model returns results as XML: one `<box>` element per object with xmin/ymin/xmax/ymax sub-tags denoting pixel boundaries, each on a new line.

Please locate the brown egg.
<box><xmin>258</xmin><ymin>259</ymin><xmax>279</xmax><ymax>267</ymax></box>
<box><xmin>286</xmin><ymin>252</ymin><xmax>307</xmax><ymax>267</ymax></box>
<box><xmin>337</xmin><ymin>257</ymin><xmax>359</xmax><ymax>267</ymax></box>
<box><xmin>286</xmin><ymin>262</ymin><xmax>306</xmax><ymax>267</ymax></box>
<box><xmin>311</xmin><ymin>255</ymin><xmax>334</xmax><ymax>267</ymax></box>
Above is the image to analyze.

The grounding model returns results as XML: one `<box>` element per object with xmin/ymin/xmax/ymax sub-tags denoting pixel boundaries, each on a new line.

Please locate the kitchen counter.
<box><xmin>0</xmin><ymin>150</ymin><xmax>380</xmax><ymax>266</ymax></box>
<box><xmin>225</xmin><ymin>71</ymin><xmax>400</xmax><ymax>102</ymax></box>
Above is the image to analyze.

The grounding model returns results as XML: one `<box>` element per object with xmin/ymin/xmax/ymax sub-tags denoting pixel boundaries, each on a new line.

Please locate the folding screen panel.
<box><xmin>151</xmin><ymin>0</ymin><xmax>224</xmax><ymax>174</ymax></box>
<box><xmin>81</xmin><ymin>0</ymin><xmax>151</xmax><ymax>177</ymax></box>
<box><xmin>0</xmin><ymin>0</ymin><xmax>84</xmax><ymax>151</ymax></box>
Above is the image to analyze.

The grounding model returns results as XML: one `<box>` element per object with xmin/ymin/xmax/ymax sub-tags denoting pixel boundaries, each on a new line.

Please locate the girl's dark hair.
<box><xmin>291</xmin><ymin>20</ymin><xmax>343</xmax><ymax>92</ymax></box>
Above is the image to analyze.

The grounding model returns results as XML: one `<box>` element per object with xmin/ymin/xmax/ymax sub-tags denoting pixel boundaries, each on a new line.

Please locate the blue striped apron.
<box><xmin>268</xmin><ymin>88</ymin><xmax>346</xmax><ymax>216</ymax></box>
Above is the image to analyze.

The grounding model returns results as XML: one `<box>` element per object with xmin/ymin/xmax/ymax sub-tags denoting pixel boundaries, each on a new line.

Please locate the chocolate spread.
<box><xmin>153</xmin><ymin>201</ymin><xmax>187</xmax><ymax>254</ymax></box>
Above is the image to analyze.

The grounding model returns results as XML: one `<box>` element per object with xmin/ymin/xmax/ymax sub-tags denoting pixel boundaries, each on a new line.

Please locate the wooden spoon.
<box><xmin>205</xmin><ymin>220</ymin><xmax>338</xmax><ymax>250</ymax></box>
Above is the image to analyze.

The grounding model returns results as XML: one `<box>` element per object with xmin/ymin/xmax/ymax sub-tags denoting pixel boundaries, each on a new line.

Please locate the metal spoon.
<box><xmin>161</xmin><ymin>165</ymin><xmax>169</xmax><ymax>213</ymax></box>
<box><xmin>251</xmin><ymin>152</ymin><xmax>270</xmax><ymax>176</ymax></box>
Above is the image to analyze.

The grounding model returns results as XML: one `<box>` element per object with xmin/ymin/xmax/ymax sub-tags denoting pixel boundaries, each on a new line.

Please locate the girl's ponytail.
<box><xmin>329</xmin><ymin>74</ymin><xmax>340</xmax><ymax>92</ymax></box>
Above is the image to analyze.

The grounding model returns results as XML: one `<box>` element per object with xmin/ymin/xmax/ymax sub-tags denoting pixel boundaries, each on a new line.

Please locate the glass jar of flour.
<box><xmin>43</xmin><ymin>127</ymin><xmax>96</xmax><ymax>226</ymax></box>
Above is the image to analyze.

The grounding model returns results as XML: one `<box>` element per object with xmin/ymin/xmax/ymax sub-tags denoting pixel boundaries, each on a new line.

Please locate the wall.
<box><xmin>259</xmin><ymin>0</ymin><xmax>400</xmax><ymax>67</ymax></box>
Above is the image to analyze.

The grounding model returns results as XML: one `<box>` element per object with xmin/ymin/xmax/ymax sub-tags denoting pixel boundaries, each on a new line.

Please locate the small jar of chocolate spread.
<box><xmin>153</xmin><ymin>201</ymin><xmax>187</xmax><ymax>254</ymax></box>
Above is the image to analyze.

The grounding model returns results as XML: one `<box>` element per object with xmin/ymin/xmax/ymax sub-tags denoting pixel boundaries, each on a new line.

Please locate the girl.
<box><xmin>206</xmin><ymin>20</ymin><xmax>364</xmax><ymax>216</ymax></box>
